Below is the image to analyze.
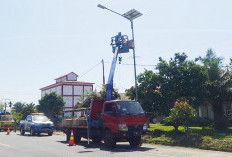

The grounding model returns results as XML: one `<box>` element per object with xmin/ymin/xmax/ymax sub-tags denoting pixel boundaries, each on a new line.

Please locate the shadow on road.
<box><xmin>17</xmin><ymin>133</ymin><xmax>51</xmax><ymax>137</ymax></box>
<box><xmin>56</xmin><ymin>140</ymin><xmax>155</xmax><ymax>153</ymax></box>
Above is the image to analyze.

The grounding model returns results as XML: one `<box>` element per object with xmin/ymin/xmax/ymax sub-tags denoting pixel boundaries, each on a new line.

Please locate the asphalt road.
<box><xmin>0</xmin><ymin>131</ymin><xmax>171</xmax><ymax>157</ymax></box>
<box><xmin>0</xmin><ymin>131</ymin><xmax>231</xmax><ymax>157</ymax></box>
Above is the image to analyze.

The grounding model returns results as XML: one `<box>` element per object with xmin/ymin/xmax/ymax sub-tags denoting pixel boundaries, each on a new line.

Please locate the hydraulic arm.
<box><xmin>106</xmin><ymin>32</ymin><xmax>130</xmax><ymax>101</ymax></box>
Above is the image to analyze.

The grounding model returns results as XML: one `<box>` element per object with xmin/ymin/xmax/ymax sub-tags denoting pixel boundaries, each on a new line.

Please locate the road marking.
<box><xmin>0</xmin><ymin>143</ymin><xmax>10</xmax><ymax>147</ymax></box>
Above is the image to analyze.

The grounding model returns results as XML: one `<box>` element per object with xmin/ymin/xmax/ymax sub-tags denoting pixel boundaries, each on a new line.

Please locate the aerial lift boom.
<box><xmin>106</xmin><ymin>32</ymin><xmax>131</xmax><ymax>101</ymax></box>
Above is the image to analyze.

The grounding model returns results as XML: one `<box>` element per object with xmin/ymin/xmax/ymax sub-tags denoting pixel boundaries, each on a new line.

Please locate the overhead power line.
<box><xmin>104</xmin><ymin>61</ymin><xmax>156</xmax><ymax>67</ymax></box>
<box><xmin>79</xmin><ymin>61</ymin><xmax>101</xmax><ymax>78</ymax></box>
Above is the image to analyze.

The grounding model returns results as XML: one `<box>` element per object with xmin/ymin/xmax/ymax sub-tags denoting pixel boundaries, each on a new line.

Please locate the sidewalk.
<box><xmin>142</xmin><ymin>143</ymin><xmax>232</xmax><ymax>157</ymax></box>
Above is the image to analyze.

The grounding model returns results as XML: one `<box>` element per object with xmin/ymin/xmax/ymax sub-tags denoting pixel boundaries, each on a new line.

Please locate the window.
<box><xmin>33</xmin><ymin>115</ymin><xmax>49</xmax><ymax>122</ymax></box>
<box><xmin>104</xmin><ymin>103</ymin><xmax>116</xmax><ymax>116</ymax></box>
<box><xmin>116</xmin><ymin>101</ymin><xmax>144</xmax><ymax>115</ymax></box>
<box><xmin>26</xmin><ymin>116</ymin><xmax>32</xmax><ymax>121</ymax></box>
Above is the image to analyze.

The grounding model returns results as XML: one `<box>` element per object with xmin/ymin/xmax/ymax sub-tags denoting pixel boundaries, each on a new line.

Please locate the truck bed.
<box><xmin>59</xmin><ymin>117</ymin><xmax>88</xmax><ymax>128</ymax></box>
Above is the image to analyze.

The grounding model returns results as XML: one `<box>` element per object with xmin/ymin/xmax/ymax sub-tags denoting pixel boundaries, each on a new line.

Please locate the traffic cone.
<box><xmin>7</xmin><ymin>128</ymin><xmax>10</xmax><ymax>135</ymax></box>
<box><xmin>69</xmin><ymin>130</ymin><xmax>75</xmax><ymax>146</ymax></box>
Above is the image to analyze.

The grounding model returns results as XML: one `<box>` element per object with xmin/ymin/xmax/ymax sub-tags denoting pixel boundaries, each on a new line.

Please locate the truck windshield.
<box><xmin>116</xmin><ymin>101</ymin><xmax>144</xmax><ymax>115</ymax></box>
<box><xmin>33</xmin><ymin>115</ymin><xmax>49</xmax><ymax>122</ymax></box>
<box><xmin>1</xmin><ymin>116</ymin><xmax>13</xmax><ymax>121</ymax></box>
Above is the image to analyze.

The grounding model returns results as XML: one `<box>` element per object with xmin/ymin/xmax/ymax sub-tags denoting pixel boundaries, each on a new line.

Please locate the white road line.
<box><xmin>0</xmin><ymin>143</ymin><xmax>10</xmax><ymax>147</ymax></box>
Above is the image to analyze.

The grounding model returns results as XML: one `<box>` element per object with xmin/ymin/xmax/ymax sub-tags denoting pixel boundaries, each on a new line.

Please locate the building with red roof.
<box><xmin>40</xmin><ymin>72</ymin><xmax>94</xmax><ymax>116</ymax></box>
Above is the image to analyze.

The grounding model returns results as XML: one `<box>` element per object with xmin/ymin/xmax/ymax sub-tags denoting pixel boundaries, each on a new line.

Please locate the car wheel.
<box><xmin>48</xmin><ymin>132</ymin><xmax>53</xmax><ymax>136</ymax></box>
<box><xmin>30</xmin><ymin>128</ymin><xmax>35</xmax><ymax>136</ymax></box>
<box><xmin>20</xmin><ymin>127</ymin><xmax>25</xmax><ymax>135</ymax></box>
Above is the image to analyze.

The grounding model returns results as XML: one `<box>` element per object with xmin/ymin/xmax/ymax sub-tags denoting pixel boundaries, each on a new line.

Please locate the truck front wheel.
<box><xmin>104</xmin><ymin>130</ymin><xmax>116</xmax><ymax>148</ymax></box>
<box><xmin>66</xmin><ymin>129</ymin><xmax>71</xmax><ymax>142</ymax></box>
<box><xmin>20</xmin><ymin>127</ymin><xmax>25</xmax><ymax>135</ymax></box>
<box><xmin>129</xmin><ymin>136</ymin><xmax>141</xmax><ymax>147</ymax></box>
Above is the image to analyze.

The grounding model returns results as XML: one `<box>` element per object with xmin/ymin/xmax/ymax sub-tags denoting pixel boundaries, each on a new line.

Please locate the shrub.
<box><xmin>192</xmin><ymin>117</ymin><xmax>215</xmax><ymax>128</ymax></box>
<box><xmin>152</xmin><ymin>129</ymin><xmax>165</xmax><ymax>137</ymax></box>
<box><xmin>166</xmin><ymin>100</ymin><xmax>197</xmax><ymax>132</ymax></box>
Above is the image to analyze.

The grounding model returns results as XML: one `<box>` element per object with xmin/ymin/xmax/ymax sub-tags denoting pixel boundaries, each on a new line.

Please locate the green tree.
<box><xmin>0</xmin><ymin>103</ymin><xmax>4</xmax><ymax>112</ymax></box>
<box><xmin>100</xmin><ymin>84</ymin><xmax>120</xmax><ymax>100</ymax></box>
<box><xmin>12</xmin><ymin>102</ymin><xmax>25</xmax><ymax>113</ymax></box>
<box><xmin>157</xmin><ymin>53</ymin><xmax>207</xmax><ymax>110</ymax></box>
<box><xmin>76</xmin><ymin>91</ymin><xmax>101</xmax><ymax>108</ymax></box>
<box><xmin>196</xmin><ymin>49</ymin><xmax>232</xmax><ymax>129</ymax></box>
<box><xmin>166</xmin><ymin>100</ymin><xmax>197</xmax><ymax>132</ymax></box>
<box><xmin>126</xmin><ymin>70</ymin><xmax>165</xmax><ymax>115</ymax></box>
<box><xmin>11</xmin><ymin>102</ymin><xmax>37</xmax><ymax>119</ymax></box>
<box><xmin>38</xmin><ymin>92</ymin><xmax>65</xmax><ymax>117</ymax></box>
<box><xmin>11</xmin><ymin>112</ymin><xmax>23</xmax><ymax>123</ymax></box>
<box><xmin>76</xmin><ymin>85</ymin><xmax>121</xmax><ymax>109</ymax></box>
<box><xmin>126</xmin><ymin>53</ymin><xmax>207</xmax><ymax>116</ymax></box>
<box><xmin>22</xmin><ymin>103</ymin><xmax>36</xmax><ymax>119</ymax></box>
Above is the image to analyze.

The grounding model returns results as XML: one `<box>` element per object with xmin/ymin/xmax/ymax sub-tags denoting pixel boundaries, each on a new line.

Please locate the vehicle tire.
<box><xmin>48</xmin><ymin>132</ymin><xmax>53</xmax><ymax>136</ymax></box>
<box><xmin>104</xmin><ymin>130</ymin><xmax>116</xmax><ymax>148</ymax></box>
<box><xmin>92</xmin><ymin>137</ymin><xmax>102</xmax><ymax>143</ymax></box>
<box><xmin>20</xmin><ymin>127</ymin><xmax>25</xmax><ymax>135</ymax></box>
<box><xmin>74</xmin><ymin>130</ymin><xmax>81</xmax><ymax>143</ymax></box>
<box><xmin>129</xmin><ymin>136</ymin><xmax>141</xmax><ymax>147</ymax></box>
<box><xmin>66</xmin><ymin>129</ymin><xmax>71</xmax><ymax>142</ymax></box>
<box><xmin>30</xmin><ymin>128</ymin><xmax>35</xmax><ymax>136</ymax></box>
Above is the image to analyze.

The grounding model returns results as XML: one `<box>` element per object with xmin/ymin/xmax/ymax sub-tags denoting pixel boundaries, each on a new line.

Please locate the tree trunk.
<box><xmin>174</xmin><ymin>125</ymin><xmax>179</xmax><ymax>132</ymax></box>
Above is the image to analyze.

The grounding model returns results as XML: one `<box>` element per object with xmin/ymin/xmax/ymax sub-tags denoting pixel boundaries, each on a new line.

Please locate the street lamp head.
<box><xmin>97</xmin><ymin>4</ymin><xmax>106</xmax><ymax>9</ymax></box>
<box><xmin>122</xmin><ymin>9</ymin><xmax>142</xmax><ymax>21</ymax></box>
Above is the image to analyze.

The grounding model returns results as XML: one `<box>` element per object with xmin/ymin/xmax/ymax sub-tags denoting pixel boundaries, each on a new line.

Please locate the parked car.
<box><xmin>19</xmin><ymin>113</ymin><xmax>54</xmax><ymax>136</ymax></box>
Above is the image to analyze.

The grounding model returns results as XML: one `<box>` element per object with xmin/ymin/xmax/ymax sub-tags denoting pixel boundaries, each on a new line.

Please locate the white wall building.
<box><xmin>40</xmin><ymin>72</ymin><xmax>94</xmax><ymax>116</ymax></box>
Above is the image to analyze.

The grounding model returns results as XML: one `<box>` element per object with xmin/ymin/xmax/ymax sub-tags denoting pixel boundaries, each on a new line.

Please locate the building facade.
<box><xmin>199</xmin><ymin>101</ymin><xmax>232</xmax><ymax>120</ymax></box>
<box><xmin>40</xmin><ymin>72</ymin><xmax>94</xmax><ymax>116</ymax></box>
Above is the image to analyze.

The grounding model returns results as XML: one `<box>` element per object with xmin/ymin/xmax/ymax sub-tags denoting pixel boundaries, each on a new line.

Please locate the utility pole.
<box><xmin>1</xmin><ymin>99</ymin><xmax>11</xmax><ymax>111</ymax></box>
<box><xmin>102</xmin><ymin>59</ymin><xmax>105</xmax><ymax>85</ymax></box>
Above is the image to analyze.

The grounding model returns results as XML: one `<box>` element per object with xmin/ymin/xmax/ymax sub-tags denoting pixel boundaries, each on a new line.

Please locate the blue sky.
<box><xmin>0</xmin><ymin>0</ymin><xmax>231</xmax><ymax>104</ymax></box>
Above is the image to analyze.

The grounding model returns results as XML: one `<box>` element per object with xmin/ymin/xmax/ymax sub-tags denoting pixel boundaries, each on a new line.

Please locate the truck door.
<box><xmin>102</xmin><ymin>103</ymin><xmax>118</xmax><ymax>134</ymax></box>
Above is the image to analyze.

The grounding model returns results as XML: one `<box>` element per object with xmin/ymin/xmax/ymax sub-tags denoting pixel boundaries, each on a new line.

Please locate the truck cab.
<box><xmin>100</xmin><ymin>100</ymin><xmax>147</xmax><ymax>147</ymax></box>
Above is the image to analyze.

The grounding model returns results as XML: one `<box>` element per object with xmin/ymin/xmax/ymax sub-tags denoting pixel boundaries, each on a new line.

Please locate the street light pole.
<box><xmin>97</xmin><ymin>4</ymin><xmax>142</xmax><ymax>101</ymax></box>
<box><xmin>130</xmin><ymin>20</ymin><xmax>138</xmax><ymax>101</ymax></box>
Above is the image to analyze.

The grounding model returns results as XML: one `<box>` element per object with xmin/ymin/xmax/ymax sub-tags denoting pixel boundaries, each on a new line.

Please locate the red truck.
<box><xmin>59</xmin><ymin>99</ymin><xmax>147</xmax><ymax>147</ymax></box>
<box><xmin>60</xmin><ymin>32</ymin><xmax>147</xmax><ymax>147</ymax></box>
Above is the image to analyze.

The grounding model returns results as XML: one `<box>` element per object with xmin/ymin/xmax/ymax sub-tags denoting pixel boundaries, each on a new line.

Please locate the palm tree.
<box><xmin>22</xmin><ymin>103</ymin><xmax>36</xmax><ymax>119</ymax></box>
<box><xmin>12</xmin><ymin>102</ymin><xmax>25</xmax><ymax>113</ymax></box>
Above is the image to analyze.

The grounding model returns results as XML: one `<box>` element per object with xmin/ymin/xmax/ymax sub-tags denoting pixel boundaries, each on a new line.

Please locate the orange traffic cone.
<box><xmin>69</xmin><ymin>130</ymin><xmax>75</xmax><ymax>146</ymax></box>
<box><xmin>7</xmin><ymin>128</ymin><xmax>10</xmax><ymax>135</ymax></box>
